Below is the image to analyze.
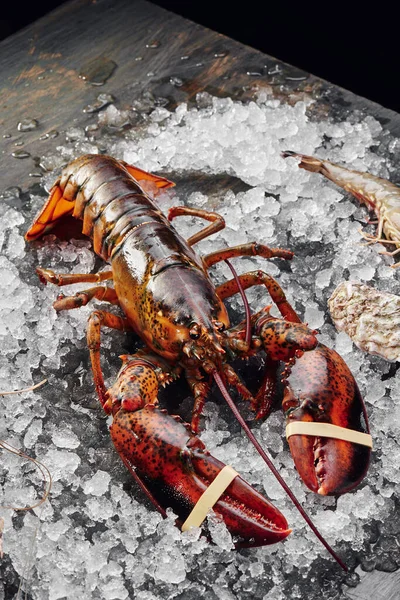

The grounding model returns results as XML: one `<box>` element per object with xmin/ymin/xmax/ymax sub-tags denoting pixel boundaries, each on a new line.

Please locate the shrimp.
<box><xmin>282</xmin><ymin>151</ymin><xmax>400</xmax><ymax>267</ymax></box>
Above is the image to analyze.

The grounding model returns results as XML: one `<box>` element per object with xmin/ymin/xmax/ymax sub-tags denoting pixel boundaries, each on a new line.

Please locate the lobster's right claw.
<box><xmin>111</xmin><ymin>405</ymin><xmax>291</xmax><ymax>546</ymax></box>
<box><xmin>282</xmin><ymin>344</ymin><xmax>371</xmax><ymax>495</ymax></box>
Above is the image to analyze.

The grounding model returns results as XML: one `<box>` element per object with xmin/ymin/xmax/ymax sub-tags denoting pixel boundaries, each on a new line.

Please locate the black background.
<box><xmin>1</xmin><ymin>1</ymin><xmax>398</xmax><ymax>114</ymax></box>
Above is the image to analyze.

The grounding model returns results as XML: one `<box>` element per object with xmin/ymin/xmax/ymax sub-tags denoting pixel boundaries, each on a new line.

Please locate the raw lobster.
<box><xmin>25</xmin><ymin>154</ymin><xmax>370</xmax><ymax>560</ymax></box>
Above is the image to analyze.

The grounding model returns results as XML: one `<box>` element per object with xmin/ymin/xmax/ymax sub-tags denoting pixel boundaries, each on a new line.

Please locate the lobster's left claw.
<box><xmin>111</xmin><ymin>405</ymin><xmax>291</xmax><ymax>546</ymax></box>
<box><xmin>282</xmin><ymin>344</ymin><xmax>371</xmax><ymax>495</ymax></box>
<box><xmin>189</xmin><ymin>450</ymin><xmax>291</xmax><ymax>546</ymax></box>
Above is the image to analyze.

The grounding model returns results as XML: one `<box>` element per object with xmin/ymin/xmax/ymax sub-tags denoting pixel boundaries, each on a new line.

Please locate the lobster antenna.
<box><xmin>224</xmin><ymin>259</ymin><xmax>251</xmax><ymax>347</ymax></box>
<box><xmin>0</xmin><ymin>379</ymin><xmax>48</xmax><ymax>396</ymax></box>
<box><xmin>212</xmin><ymin>371</ymin><xmax>347</xmax><ymax>571</ymax></box>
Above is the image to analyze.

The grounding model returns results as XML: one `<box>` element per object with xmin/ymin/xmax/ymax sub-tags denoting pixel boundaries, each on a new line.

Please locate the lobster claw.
<box><xmin>188</xmin><ymin>450</ymin><xmax>291</xmax><ymax>545</ymax></box>
<box><xmin>110</xmin><ymin>405</ymin><xmax>291</xmax><ymax>546</ymax></box>
<box><xmin>282</xmin><ymin>344</ymin><xmax>371</xmax><ymax>495</ymax></box>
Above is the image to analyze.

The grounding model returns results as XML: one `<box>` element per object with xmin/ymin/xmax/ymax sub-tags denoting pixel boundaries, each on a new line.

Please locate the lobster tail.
<box><xmin>25</xmin><ymin>154</ymin><xmax>175</xmax><ymax>242</ymax></box>
<box><xmin>25</xmin><ymin>183</ymin><xmax>74</xmax><ymax>241</ymax></box>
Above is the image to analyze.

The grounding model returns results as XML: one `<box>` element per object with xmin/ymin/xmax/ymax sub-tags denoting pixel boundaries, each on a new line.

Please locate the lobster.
<box><xmin>25</xmin><ymin>154</ymin><xmax>371</xmax><ymax>563</ymax></box>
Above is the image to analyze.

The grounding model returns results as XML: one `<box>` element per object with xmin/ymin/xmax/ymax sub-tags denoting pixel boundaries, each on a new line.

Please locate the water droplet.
<box><xmin>180</xmin><ymin>55</ymin><xmax>190</xmax><ymax>61</ymax></box>
<box><xmin>170</xmin><ymin>77</ymin><xmax>183</xmax><ymax>87</ymax></box>
<box><xmin>214</xmin><ymin>52</ymin><xmax>228</xmax><ymax>58</ymax></box>
<box><xmin>195</xmin><ymin>62</ymin><xmax>203</xmax><ymax>67</ymax></box>
<box><xmin>29</xmin><ymin>172</ymin><xmax>43</xmax><ymax>178</ymax></box>
<box><xmin>147</xmin><ymin>72</ymin><xmax>155</xmax><ymax>77</ymax></box>
<box><xmin>246</xmin><ymin>71</ymin><xmax>262</xmax><ymax>77</ymax></box>
<box><xmin>79</xmin><ymin>57</ymin><xmax>117</xmax><ymax>86</ymax></box>
<box><xmin>12</xmin><ymin>150</ymin><xmax>31</xmax><ymax>159</ymax></box>
<box><xmin>0</xmin><ymin>186</ymin><xmax>21</xmax><ymax>199</ymax></box>
<box><xmin>38</xmin><ymin>75</ymin><xmax>45</xmax><ymax>80</ymax></box>
<box><xmin>285</xmin><ymin>76</ymin><xmax>307</xmax><ymax>82</ymax></box>
<box><xmin>83</xmin><ymin>93</ymin><xmax>115</xmax><ymax>114</ymax></box>
<box><xmin>17</xmin><ymin>118</ymin><xmax>39</xmax><ymax>132</ymax></box>
<box><xmin>146</xmin><ymin>40</ymin><xmax>160</xmax><ymax>49</ymax></box>
<box><xmin>135</xmin><ymin>56</ymin><xmax>143</xmax><ymax>61</ymax></box>
<box><xmin>39</xmin><ymin>130</ymin><xmax>59</xmax><ymax>141</ymax></box>
<box><xmin>3</xmin><ymin>134</ymin><xmax>11</xmax><ymax>139</ymax></box>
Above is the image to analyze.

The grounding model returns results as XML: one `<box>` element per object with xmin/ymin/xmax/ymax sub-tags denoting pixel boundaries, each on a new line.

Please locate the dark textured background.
<box><xmin>1</xmin><ymin>1</ymin><xmax>398</xmax><ymax>114</ymax></box>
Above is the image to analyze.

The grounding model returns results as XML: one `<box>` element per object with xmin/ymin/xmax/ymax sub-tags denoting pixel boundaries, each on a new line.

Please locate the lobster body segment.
<box><xmin>111</xmin><ymin>233</ymin><xmax>230</xmax><ymax>361</ymax></box>
<box><xmin>27</xmin><ymin>154</ymin><xmax>230</xmax><ymax>362</ymax></box>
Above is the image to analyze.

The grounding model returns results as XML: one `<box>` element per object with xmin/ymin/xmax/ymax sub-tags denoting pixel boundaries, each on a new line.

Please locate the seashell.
<box><xmin>328</xmin><ymin>281</ymin><xmax>400</xmax><ymax>362</ymax></box>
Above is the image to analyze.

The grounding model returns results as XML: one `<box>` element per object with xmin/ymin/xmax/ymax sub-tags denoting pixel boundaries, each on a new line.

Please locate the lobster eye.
<box><xmin>189</xmin><ymin>323</ymin><xmax>201</xmax><ymax>340</ymax></box>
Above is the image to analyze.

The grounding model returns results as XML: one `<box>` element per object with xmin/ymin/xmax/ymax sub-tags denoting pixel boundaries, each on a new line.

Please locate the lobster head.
<box><xmin>181</xmin><ymin>320</ymin><xmax>228</xmax><ymax>366</ymax></box>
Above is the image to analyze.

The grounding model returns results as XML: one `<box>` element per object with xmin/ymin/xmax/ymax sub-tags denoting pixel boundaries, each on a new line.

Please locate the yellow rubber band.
<box><xmin>286</xmin><ymin>421</ymin><xmax>373</xmax><ymax>449</ymax></box>
<box><xmin>181</xmin><ymin>465</ymin><xmax>239</xmax><ymax>532</ymax></box>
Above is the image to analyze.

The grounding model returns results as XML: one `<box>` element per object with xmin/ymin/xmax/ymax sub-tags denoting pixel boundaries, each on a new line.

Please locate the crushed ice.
<box><xmin>1</xmin><ymin>90</ymin><xmax>400</xmax><ymax>599</ymax></box>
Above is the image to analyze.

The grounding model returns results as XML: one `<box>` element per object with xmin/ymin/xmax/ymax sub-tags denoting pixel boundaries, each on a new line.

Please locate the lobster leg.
<box><xmin>35</xmin><ymin>266</ymin><xmax>118</xmax><ymax>311</ymax></box>
<box><xmin>185</xmin><ymin>366</ymin><xmax>210</xmax><ymax>434</ymax></box>
<box><xmin>36</xmin><ymin>267</ymin><xmax>113</xmax><ymax>286</ymax></box>
<box><xmin>216</xmin><ymin>269</ymin><xmax>301</xmax><ymax>322</ymax></box>
<box><xmin>187</xmin><ymin>360</ymin><xmax>256</xmax><ymax>433</ymax></box>
<box><xmin>204</xmin><ymin>244</ymin><xmax>293</xmax><ymax>267</ymax></box>
<box><xmin>87</xmin><ymin>310</ymin><xmax>132</xmax><ymax>406</ymax></box>
<box><xmin>168</xmin><ymin>206</ymin><xmax>225</xmax><ymax>246</ymax></box>
<box><xmin>53</xmin><ymin>286</ymin><xmax>120</xmax><ymax>311</ymax></box>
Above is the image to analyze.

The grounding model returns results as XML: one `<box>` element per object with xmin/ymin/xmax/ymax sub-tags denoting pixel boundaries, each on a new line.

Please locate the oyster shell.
<box><xmin>328</xmin><ymin>281</ymin><xmax>400</xmax><ymax>362</ymax></box>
